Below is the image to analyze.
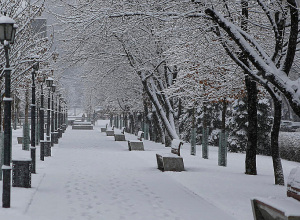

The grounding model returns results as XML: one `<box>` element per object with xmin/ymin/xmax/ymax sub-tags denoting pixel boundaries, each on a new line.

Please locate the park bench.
<box><xmin>106</xmin><ymin>126</ymin><xmax>115</xmax><ymax>136</ymax></box>
<box><xmin>128</xmin><ymin>131</ymin><xmax>144</xmax><ymax>151</ymax></box>
<box><xmin>72</xmin><ymin>125</ymin><xmax>93</xmax><ymax>130</ymax></box>
<box><xmin>251</xmin><ymin>166</ymin><xmax>300</xmax><ymax>220</ymax></box>
<box><xmin>101</xmin><ymin>124</ymin><xmax>108</xmax><ymax>132</ymax></box>
<box><xmin>73</xmin><ymin>121</ymin><xmax>92</xmax><ymax>125</ymax></box>
<box><xmin>156</xmin><ymin>139</ymin><xmax>184</xmax><ymax>172</ymax></box>
<box><xmin>115</xmin><ymin>128</ymin><xmax>126</xmax><ymax>141</ymax></box>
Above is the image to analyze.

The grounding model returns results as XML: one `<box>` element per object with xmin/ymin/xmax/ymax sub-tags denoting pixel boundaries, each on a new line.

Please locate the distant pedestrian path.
<box><xmin>22</xmin><ymin>123</ymin><xmax>235</xmax><ymax>220</ymax></box>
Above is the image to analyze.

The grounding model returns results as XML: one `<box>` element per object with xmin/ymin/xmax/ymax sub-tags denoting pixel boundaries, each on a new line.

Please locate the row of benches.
<box><xmin>101</xmin><ymin>126</ymin><xmax>184</xmax><ymax>171</ymax></box>
<box><xmin>101</xmin><ymin>125</ymin><xmax>300</xmax><ymax>220</ymax></box>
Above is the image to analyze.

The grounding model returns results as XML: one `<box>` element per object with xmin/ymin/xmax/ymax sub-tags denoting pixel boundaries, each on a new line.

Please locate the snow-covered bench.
<box><xmin>73</xmin><ymin>121</ymin><xmax>92</xmax><ymax>125</ymax></box>
<box><xmin>156</xmin><ymin>139</ymin><xmax>184</xmax><ymax>172</ymax></box>
<box><xmin>251</xmin><ymin>166</ymin><xmax>300</xmax><ymax>220</ymax></box>
<box><xmin>128</xmin><ymin>131</ymin><xmax>144</xmax><ymax>151</ymax></box>
<box><xmin>100</xmin><ymin>124</ymin><xmax>108</xmax><ymax>132</ymax></box>
<box><xmin>72</xmin><ymin>125</ymin><xmax>93</xmax><ymax>130</ymax></box>
<box><xmin>106</xmin><ymin>126</ymin><xmax>115</xmax><ymax>136</ymax></box>
<box><xmin>114</xmin><ymin>127</ymin><xmax>126</xmax><ymax>141</ymax></box>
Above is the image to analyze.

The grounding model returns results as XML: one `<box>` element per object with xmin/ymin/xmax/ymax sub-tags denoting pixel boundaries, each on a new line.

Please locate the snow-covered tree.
<box><xmin>0</xmin><ymin>1</ymin><xmax>56</xmax><ymax>128</ymax></box>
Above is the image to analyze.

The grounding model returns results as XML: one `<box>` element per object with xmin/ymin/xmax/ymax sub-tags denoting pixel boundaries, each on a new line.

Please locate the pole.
<box><xmin>39</xmin><ymin>84</ymin><xmax>44</xmax><ymax>161</ymax></box>
<box><xmin>30</xmin><ymin>69</ymin><xmax>36</xmax><ymax>173</ymax></box>
<box><xmin>55</xmin><ymin>96</ymin><xmax>58</xmax><ymax>133</ymax></box>
<box><xmin>43</xmin><ymin>87</ymin><xmax>51</xmax><ymax>157</ymax></box>
<box><xmin>191</xmin><ymin>106</ymin><xmax>196</xmax><ymax>155</ymax></box>
<box><xmin>51</xmin><ymin>92</ymin><xmax>54</xmax><ymax>146</ymax></box>
<box><xmin>13</xmin><ymin>94</ymin><xmax>16</xmax><ymax>130</ymax></box>
<box><xmin>46</xmin><ymin>89</ymin><xmax>50</xmax><ymax>141</ymax></box>
<box><xmin>2</xmin><ymin>44</ymin><xmax>12</xmax><ymax>208</ymax></box>
<box><xmin>58</xmin><ymin>99</ymin><xmax>61</xmax><ymax>137</ymax></box>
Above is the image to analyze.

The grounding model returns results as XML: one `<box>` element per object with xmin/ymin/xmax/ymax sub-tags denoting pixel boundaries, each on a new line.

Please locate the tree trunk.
<box><xmin>165</xmin><ymin>130</ymin><xmax>172</xmax><ymax>147</ymax></box>
<box><xmin>245</xmin><ymin>76</ymin><xmax>258</xmax><ymax>175</ymax></box>
<box><xmin>271</xmin><ymin>97</ymin><xmax>285</xmax><ymax>185</ymax></box>
<box><xmin>134</xmin><ymin>112</ymin><xmax>140</xmax><ymax>135</ymax></box>
<box><xmin>0</xmin><ymin>99</ymin><xmax>2</xmax><ymax>132</ymax></box>
<box><xmin>109</xmin><ymin>113</ymin><xmax>113</xmax><ymax>127</ymax></box>
<box><xmin>222</xmin><ymin>99</ymin><xmax>227</xmax><ymax>133</ymax></box>
<box><xmin>129</xmin><ymin>113</ymin><xmax>134</xmax><ymax>134</ymax></box>
<box><xmin>152</xmin><ymin>111</ymin><xmax>163</xmax><ymax>143</ymax></box>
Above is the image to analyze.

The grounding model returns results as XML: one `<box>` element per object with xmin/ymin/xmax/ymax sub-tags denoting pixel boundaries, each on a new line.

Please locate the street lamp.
<box><xmin>58</xmin><ymin>95</ymin><xmax>63</xmax><ymax>139</ymax></box>
<box><xmin>39</xmin><ymin>77</ymin><xmax>45</xmax><ymax>161</ymax></box>
<box><xmin>60</xmin><ymin>97</ymin><xmax>66</xmax><ymax>136</ymax></box>
<box><xmin>0</xmin><ymin>14</ymin><xmax>17</xmax><ymax>208</ymax></box>
<box><xmin>63</xmin><ymin>102</ymin><xmax>68</xmax><ymax>131</ymax></box>
<box><xmin>54</xmin><ymin>93</ymin><xmax>61</xmax><ymax>143</ymax></box>
<box><xmin>30</xmin><ymin>58</ymin><xmax>39</xmax><ymax>173</ymax></box>
<box><xmin>45</xmin><ymin>77</ymin><xmax>53</xmax><ymax>156</ymax></box>
<box><xmin>51</xmin><ymin>84</ymin><xmax>56</xmax><ymax>146</ymax></box>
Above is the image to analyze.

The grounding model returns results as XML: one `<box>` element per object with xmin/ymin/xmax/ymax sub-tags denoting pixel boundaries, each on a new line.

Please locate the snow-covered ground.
<box><xmin>0</xmin><ymin>120</ymin><xmax>299</xmax><ymax>220</ymax></box>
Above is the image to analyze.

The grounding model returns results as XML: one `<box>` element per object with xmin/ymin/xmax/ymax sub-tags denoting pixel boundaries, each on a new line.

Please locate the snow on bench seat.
<box><xmin>156</xmin><ymin>139</ymin><xmax>184</xmax><ymax>172</ymax></box>
<box><xmin>72</xmin><ymin>125</ymin><xmax>93</xmax><ymax>130</ymax></box>
<box><xmin>106</xmin><ymin>126</ymin><xmax>115</xmax><ymax>136</ymax></box>
<box><xmin>115</xmin><ymin>134</ymin><xmax>126</xmax><ymax>141</ymax></box>
<box><xmin>128</xmin><ymin>131</ymin><xmax>144</xmax><ymax>151</ymax></box>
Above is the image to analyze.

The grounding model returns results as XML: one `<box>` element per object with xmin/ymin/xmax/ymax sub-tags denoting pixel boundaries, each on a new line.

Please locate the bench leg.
<box><xmin>128</xmin><ymin>141</ymin><xmax>131</xmax><ymax>151</ymax></box>
<box><xmin>156</xmin><ymin>154</ymin><xmax>164</xmax><ymax>171</ymax></box>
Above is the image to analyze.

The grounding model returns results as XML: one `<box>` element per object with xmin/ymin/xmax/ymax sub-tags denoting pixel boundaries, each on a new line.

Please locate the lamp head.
<box><xmin>0</xmin><ymin>15</ymin><xmax>17</xmax><ymax>44</ymax></box>
<box><xmin>51</xmin><ymin>84</ymin><xmax>56</xmax><ymax>92</ymax></box>
<box><xmin>46</xmin><ymin>77</ymin><xmax>54</xmax><ymax>88</ymax></box>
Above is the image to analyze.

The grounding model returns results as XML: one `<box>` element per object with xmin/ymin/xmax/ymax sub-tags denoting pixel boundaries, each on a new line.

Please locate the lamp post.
<box><xmin>58</xmin><ymin>96</ymin><xmax>62</xmax><ymax>138</ymax></box>
<box><xmin>0</xmin><ymin>14</ymin><xmax>17</xmax><ymax>208</ymax></box>
<box><xmin>53</xmin><ymin>93</ymin><xmax>57</xmax><ymax>144</ymax></box>
<box><xmin>60</xmin><ymin>97</ymin><xmax>65</xmax><ymax>136</ymax></box>
<box><xmin>55</xmin><ymin>94</ymin><xmax>58</xmax><ymax>141</ymax></box>
<box><xmin>51</xmin><ymin>84</ymin><xmax>56</xmax><ymax>147</ymax></box>
<box><xmin>63</xmin><ymin>102</ymin><xmax>68</xmax><ymax>131</ymax></box>
<box><xmin>39</xmin><ymin>78</ymin><xmax>45</xmax><ymax>161</ymax></box>
<box><xmin>45</xmin><ymin>77</ymin><xmax>53</xmax><ymax>156</ymax></box>
<box><xmin>30</xmin><ymin>59</ymin><xmax>39</xmax><ymax>173</ymax></box>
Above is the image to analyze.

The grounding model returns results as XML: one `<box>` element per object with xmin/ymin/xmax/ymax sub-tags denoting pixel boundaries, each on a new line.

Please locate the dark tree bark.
<box><xmin>241</xmin><ymin>0</ymin><xmax>258</xmax><ymax>175</ymax></box>
<box><xmin>245</xmin><ymin>76</ymin><xmax>258</xmax><ymax>175</ymax></box>
<box><xmin>152</xmin><ymin>110</ymin><xmax>163</xmax><ymax>143</ymax></box>
<box><xmin>109</xmin><ymin>113</ymin><xmax>113</xmax><ymax>127</ymax></box>
<box><xmin>129</xmin><ymin>113</ymin><xmax>134</xmax><ymax>134</ymax></box>
<box><xmin>221</xmin><ymin>99</ymin><xmax>227</xmax><ymax>133</ymax></box>
<box><xmin>165</xmin><ymin>130</ymin><xmax>172</xmax><ymax>147</ymax></box>
<box><xmin>269</xmin><ymin>92</ymin><xmax>284</xmax><ymax>186</ymax></box>
<box><xmin>270</xmin><ymin>95</ymin><xmax>284</xmax><ymax>185</ymax></box>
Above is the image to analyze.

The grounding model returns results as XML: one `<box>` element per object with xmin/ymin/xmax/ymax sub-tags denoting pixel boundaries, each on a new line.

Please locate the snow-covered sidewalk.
<box><xmin>1</xmin><ymin>120</ymin><xmax>299</xmax><ymax>220</ymax></box>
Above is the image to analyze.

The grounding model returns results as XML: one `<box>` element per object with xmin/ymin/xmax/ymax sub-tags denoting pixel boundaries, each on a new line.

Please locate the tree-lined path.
<box><xmin>22</xmin><ymin>123</ymin><xmax>235</xmax><ymax>220</ymax></box>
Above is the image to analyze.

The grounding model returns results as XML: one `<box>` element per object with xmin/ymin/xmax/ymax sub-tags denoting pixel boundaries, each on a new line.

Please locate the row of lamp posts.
<box><xmin>0</xmin><ymin>14</ymin><xmax>68</xmax><ymax>208</ymax></box>
<box><xmin>0</xmin><ymin>13</ymin><xmax>18</xmax><ymax>208</ymax></box>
